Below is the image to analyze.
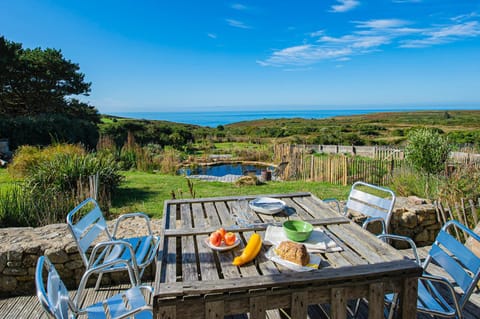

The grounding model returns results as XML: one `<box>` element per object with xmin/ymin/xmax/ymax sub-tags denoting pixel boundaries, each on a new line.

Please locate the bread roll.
<box><xmin>275</xmin><ymin>241</ymin><xmax>309</xmax><ymax>266</ymax></box>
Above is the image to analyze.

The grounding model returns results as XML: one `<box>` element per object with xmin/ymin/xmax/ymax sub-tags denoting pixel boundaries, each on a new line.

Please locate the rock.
<box><xmin>44</xmin><ymin>248</ymin><xmax>69</xmax><ymax>264</ymax></box>
<box><xmin>65</xmin><ymin>260</ymin><xmax>84</xmax><ymax>270</ymax></box>
<box><xmin>0</xmin><ymin>253</ymin><xmax>6</xmax><ymax>273</ymax></box>
<box><xmin>3</xmin><ymin>267</ymin><xmax>27</xmax><ymax>276</ymax></box>
<box><xmin>0</xmin><ymin>275</ymin><xmax>17</xmax><ymax>291</ymax></box>
<box><xmin>408</xmin><ymin>196</ymin><xmax>427</xmax><ymax>205</ymax></box>
<box><xmin>415</xmin><ymin>229</ymin><xmax>430</xmax><ymax>242</ymax></box>
<box><xmin>7</xmin><ymin>247</ymin><xmax>23</xmax><ymax>261</ymax></box>
<box><xmin>400</xmin><ymin>211</ymin><xmax>418</xmax><ymax>229</ymax></box>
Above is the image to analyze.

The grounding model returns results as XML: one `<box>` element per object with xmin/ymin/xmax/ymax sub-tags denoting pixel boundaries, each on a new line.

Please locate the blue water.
<box><xmin>109</xmin><ymin>107</ymin><xmax>470</xmax><ymax>127</ymax></box>
<box><xmin>178</xmin><ymin>163</ymin><xmax>274</xmax><ymax>176</ymax></box>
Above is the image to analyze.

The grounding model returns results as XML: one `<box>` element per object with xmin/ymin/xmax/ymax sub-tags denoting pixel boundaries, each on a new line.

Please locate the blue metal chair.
<box><xmin>67</xmin><ymin>198</ymin><xmax>160</xmax><ymax>289</ymax></box>
<box><xmin>380</xmin><ymin>220</ymin><xmax>480</xmax><ymax>319</ymax></box>
<box><xmin>36</xmin><ymin>255</ymin><xmax>153</xmax><ymax>319</ymax></box>
<box><xmin>325</xmin><ymin>181</ymin><xmax>396</xmax><ymax>235</ymax></box>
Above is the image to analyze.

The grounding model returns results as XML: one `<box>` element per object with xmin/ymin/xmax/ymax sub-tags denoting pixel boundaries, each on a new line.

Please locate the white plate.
<box><xmin>265</xmin><ymin>247</ymin><xmax>321</xmax><ymax>272</ymax></box>
<box><xmin>249</xmin><ymin>197</ymin><xmax>286</xmax><ymax>215</ymax></box>
<box><xmin>204</xmin><ymin>237</ymin><xmax>241</xmax><ymax>251</ymax></box>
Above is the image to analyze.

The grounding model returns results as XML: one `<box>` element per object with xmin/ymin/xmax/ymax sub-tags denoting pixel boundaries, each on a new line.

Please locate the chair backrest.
<box><xmin>66</xmin><ymin>198</ymin><xmax>112</xmax><ymax>266</ymax></box>
<box><xmin>36</xmin><ymin>256</ymin><xmax>75</xmax><ymax>319</ymax></box>
<box><xmin>424</xmin><ymin>220</ymin><xmax>480</xmax><ymax>310</ymax></box>
<box><xmin>345</xmin><ymin>181</ymin><xmax>396</xmax><ymax>233</ymax></box>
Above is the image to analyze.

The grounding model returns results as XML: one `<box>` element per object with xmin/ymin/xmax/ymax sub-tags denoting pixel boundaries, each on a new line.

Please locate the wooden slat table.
<box><xmin>153</xmin><ymin>192</ymin><xmax>422</xmax><ymax>319</ymax></box>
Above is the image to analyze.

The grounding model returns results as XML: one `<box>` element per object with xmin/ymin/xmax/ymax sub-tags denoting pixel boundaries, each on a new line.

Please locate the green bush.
<box><xmin>405</xmin><ymin>128</ymin><xmax>451</xmax><ymax>175</ymax></box>
<box><xmin>0</xmin><ymin>144</ymin><xmax>123</xmax><ymax>227</ymax></box>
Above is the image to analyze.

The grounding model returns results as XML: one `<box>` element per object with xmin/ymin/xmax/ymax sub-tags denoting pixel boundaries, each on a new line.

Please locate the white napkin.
<box><xmin>264</xmin><ymin>225</ymin><xmax>343</xmax><ymax>253</ymax></box>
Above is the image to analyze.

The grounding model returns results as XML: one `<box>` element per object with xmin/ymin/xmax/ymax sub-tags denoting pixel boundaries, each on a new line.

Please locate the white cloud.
<box><xmin>207</xmin><ymin>33</ymin><xmax>217</xmax><ymax>39</ymax></box>
<box><xmin>401</xmin><ymin>21</ymin><xmax>480</xmax><ymax>48</ymax></box>
<box><xmin>226</xmin><ymin>18</ymin><xmax>251</xmax><ymax>29</ymax></box>
<box><xmin>258</xmin><ymin>13</ymin><xmax>480</xmax><ymax>67</ymax></box>
<box><xmin>355</xmin><ymin>19</ymin><xmax>409</xmax><ymax>29</ymax></box>
<box><xmin>257</xmin><ymin>45</ymin><xmax>353</xmax><ymax>67</ymax></box>
<box><xmin>392</xmin><ymin>0</ymin><xmax>421</xmax><ymax>3</ymax></box>
<box><xmin>330</xmin><ymin>0</ymin><xmax>360</xmax><ymax>13</ymax></box>
<box><xmin>231</xmin><ymin>3</ymin><xmax>247</xmax><ymax>11</ymax></box>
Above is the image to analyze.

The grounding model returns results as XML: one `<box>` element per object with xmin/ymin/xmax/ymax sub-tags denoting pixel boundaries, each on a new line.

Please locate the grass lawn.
<box><xmin>111</xmin><ymin>171</ymin><xmax>350</xmax><ymax>218</ymax></box>
<box><xmin>0</xmin><ymin>168</ymin><xmax>14</xmax><ymax>192</ymax></box>
<box><xmin>1</xmin><ymin>168</ymin><xmax>350</xmax><ymax>220</ymax></box>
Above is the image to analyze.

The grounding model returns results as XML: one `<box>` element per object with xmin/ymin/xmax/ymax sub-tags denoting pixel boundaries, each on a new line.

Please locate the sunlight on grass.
<box><xmin>111</xmin><ymin>171</ymin><xmax>350</xmax><ymax>218</ymax></box>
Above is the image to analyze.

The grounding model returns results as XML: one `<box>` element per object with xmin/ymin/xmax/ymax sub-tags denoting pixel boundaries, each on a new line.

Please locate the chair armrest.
<box><xmin>112</xmin><ymin>212</ymin><xmax>153</xmax><ymax>238</ymax></box>
<box><xmin>136</xmin><ymin>235</ymin><xmax>161</xmax><ymax>269</ymax></box>
<box><xmin>419</xmin><ymin>274</ymin><xmax>462</xmax><ymax>317</ymax></box>
<box><xmin>88</xmin><ymin>240</ymin><xmax>139</xmax><ymax>271</ymax></box>
<box><xmin>377</xmin><ymin>233</ymin><xmax>421</xmax><ymax>265</ymax></box>
<box><xmin>363</xmin><ymin>217</ymin><xmax>387</xmax><ymax>235</ymax></box>
<box><xmin>323</xmin><ymin>198</ymin><xmax>342</xmax><ymax>214</ymax></box>
<box><xmin>74</xmin><ymin>259</ymin><xmax>137</xmax><ymax>308</ymax></box>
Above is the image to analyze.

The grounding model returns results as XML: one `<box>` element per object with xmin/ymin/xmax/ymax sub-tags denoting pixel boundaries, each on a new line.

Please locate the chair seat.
<box><xmin>85</xmin><ymin>286</ymin><xmax>152</xmax><ymax>319</ymax></box>
<box><xmin>417</xmin><ymin>280</ymin><xmax>456</xmax><ymax>316</ymax></box>
<box><xmin>385</xmin><ymin>280</ymin><xmax>455</xmax><ymax>317</ymax></box>
<box><xmin>102</xmin><ymin>236</ymin><xmax>155</xmax><ymax>267</ymax></box>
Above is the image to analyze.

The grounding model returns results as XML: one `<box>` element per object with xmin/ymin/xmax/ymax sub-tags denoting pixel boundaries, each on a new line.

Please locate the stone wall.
<box><xmin>0</xmin><ymin>218</ymin><xmax>161</xmax><ymax>297</ymax></box>
<box><xmin>348</xmin><ymin>196</ymin><xmax>440</xmax><ymax>249</ymax></box>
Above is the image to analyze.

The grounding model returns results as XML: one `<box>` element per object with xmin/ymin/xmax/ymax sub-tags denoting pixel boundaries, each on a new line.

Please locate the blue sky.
<box><xmin>1</xmin><ymin>0</ymin><xmax>480</xmax><ymax>113</ymax></box>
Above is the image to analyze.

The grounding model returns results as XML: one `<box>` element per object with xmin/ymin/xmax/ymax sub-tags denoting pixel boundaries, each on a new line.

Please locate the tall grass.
<box><xmin>1</xmin><ymin>145</ymin><xmax>123</xmax><ymax>227</ymax></box>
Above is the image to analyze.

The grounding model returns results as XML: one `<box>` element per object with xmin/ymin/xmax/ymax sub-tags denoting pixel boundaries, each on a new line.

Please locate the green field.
<box><xmin>0</xmin><ymin>169</ymin><xmax>349</xmax><ymax>219</ymax></box>
<box><xmin>111</xmin><ymin>171</ymin><xmax>350</xmax><ymax>218</ymax></box>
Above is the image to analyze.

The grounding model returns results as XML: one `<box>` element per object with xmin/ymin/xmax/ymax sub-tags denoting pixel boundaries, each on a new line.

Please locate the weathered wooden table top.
<box><xmin>153</xmin><ymin>192</ymin><xmax>422</xmax><ymax>318</ymax></box>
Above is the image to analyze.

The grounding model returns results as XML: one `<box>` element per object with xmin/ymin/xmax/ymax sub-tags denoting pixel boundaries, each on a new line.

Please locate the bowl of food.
<box><xmin>283</xmin><ymin>220</ymin><xmax>313</xmax><ymax>242</ymax></box>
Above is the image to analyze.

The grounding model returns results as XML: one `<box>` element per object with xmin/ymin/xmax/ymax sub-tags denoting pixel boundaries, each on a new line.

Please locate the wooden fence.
<box><xmin>273</xmin><ymin>144</ymin><xmax>403</xmax><ymax>185</ymax></box>
<box><xmin>296</xmin><ymin>144</ymin><xmax>404</xmax><ymax>160</ymax></box>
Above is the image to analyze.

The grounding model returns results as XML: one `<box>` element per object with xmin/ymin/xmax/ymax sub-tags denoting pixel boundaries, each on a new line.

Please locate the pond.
<box><xmin>178</xmin><ymin>163</ymin><xmax>274</xmax><ymax>177</ymax></box>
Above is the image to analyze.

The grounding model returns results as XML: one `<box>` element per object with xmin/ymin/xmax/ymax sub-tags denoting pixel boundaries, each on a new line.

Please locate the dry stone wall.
<box><xmin>0</xmin><ymin>217</ymin><xmax>160</xmax><ymax>297</ymax></box>
<box><xmin>348</xmin><ymin>196</ymin><xmax>440</xmax><ymax>248</ymax></box>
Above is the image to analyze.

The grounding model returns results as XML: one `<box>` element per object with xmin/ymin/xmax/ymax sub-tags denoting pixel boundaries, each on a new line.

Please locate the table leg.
<box><xmin>206</xmin><ymin>300</ymin><xmax>224</xmax><ymax>319</ymax></box>
<box><xmin>398</xmin><ymin>277</ymin><xmax>418</xmax><ymax>319</ymax></box>
<box><xmin>368</xmin><ymin>282</ymin><xmax>385</xmax><ymax>319</ymax></box>
<box><xmin>156</xmin><ymin>305</ymin><xmax>176</xmax><ymax>319</ymax></box>
<box><xmin>331</xmin><ymin>288</ymin><xmax>347</xmax><ymax>319</ymax></box>
<box><xmin>290</xmin><ymin>291</ymin><xmax>308</xmax><ymax>319</ymax></box>
<box><xmin>249</xmin><ymin>295</ymin><xmax>267</xmax><ymax>319</ymax></box>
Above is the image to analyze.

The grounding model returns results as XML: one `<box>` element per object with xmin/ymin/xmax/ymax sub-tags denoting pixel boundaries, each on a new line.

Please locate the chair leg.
<box><xmin>387</xmin><ymin>295</ymin><xmax>398</xmax><ymax>319</ymax></box>
<box><xmin>95</xmin><ymin>272</ymin><xmax>103</xmax><ymax>290</ymax></box>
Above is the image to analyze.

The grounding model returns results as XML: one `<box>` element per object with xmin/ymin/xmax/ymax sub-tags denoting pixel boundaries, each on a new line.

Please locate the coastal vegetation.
<box><xmin>99</xmin><ymin>110</ymin><xmax>480</xmax><ymax>149</ymax></box>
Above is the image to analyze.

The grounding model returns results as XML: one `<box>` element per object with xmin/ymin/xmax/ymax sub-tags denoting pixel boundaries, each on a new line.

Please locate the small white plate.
<box><xmin>249</xmin><ymin>197</ymin><xmax>286</xmax><ymax>215</ymax></box>
<box><xmin>265</xmin><ymin>247</ymin><xmax>321</xmax><ymax>272</ymax></box>
<box><xmin>204</xmin><ymin>237</ymin><xmax>241</xmax><ymax>251</ymax></box>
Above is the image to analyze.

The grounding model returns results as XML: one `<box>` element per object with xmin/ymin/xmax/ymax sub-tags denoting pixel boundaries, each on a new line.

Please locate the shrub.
<box><xmin>405</xmin><ymin>128</ymin><xmax>451</xmax><ymax>175</ymax></box>
<box><xmin>7</xmin><ymin>144</ymin><xmax>86</xmax><ymax>178</ymax></box>
<box><xmin>1</xmin><ymin>144</ymin><xmax>123</xmax><ymax>226</ymax></box>
<box><xmin>437</xmin><ymin>164</ymin><xmax>480</xmax><ymax>203</ymax></box>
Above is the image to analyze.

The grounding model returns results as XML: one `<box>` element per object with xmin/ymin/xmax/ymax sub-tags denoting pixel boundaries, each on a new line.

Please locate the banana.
<box><xmin>232</xmin><ymin>233</ymin><xmax>262</xmax><ymax>266</ymax></box>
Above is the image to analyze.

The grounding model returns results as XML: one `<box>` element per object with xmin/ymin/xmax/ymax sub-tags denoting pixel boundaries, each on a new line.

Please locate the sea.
<box><xmin>108</xmin><ymin>107</ymin><xmax>469</xmax><ymax>127</ymax></box>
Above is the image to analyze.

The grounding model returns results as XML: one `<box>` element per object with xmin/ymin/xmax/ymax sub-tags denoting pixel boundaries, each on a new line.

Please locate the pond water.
<box><xmin>178</xmin><ymin>163</ymin><xmax>274</xmax><ymax>177</ymax></box>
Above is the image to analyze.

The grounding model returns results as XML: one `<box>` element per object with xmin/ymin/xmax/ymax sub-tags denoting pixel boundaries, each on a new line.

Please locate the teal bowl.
<box><xmin>283</xmin><ymin>220</ymin><xmax>313</xmax><ymax>242</ymax></box>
